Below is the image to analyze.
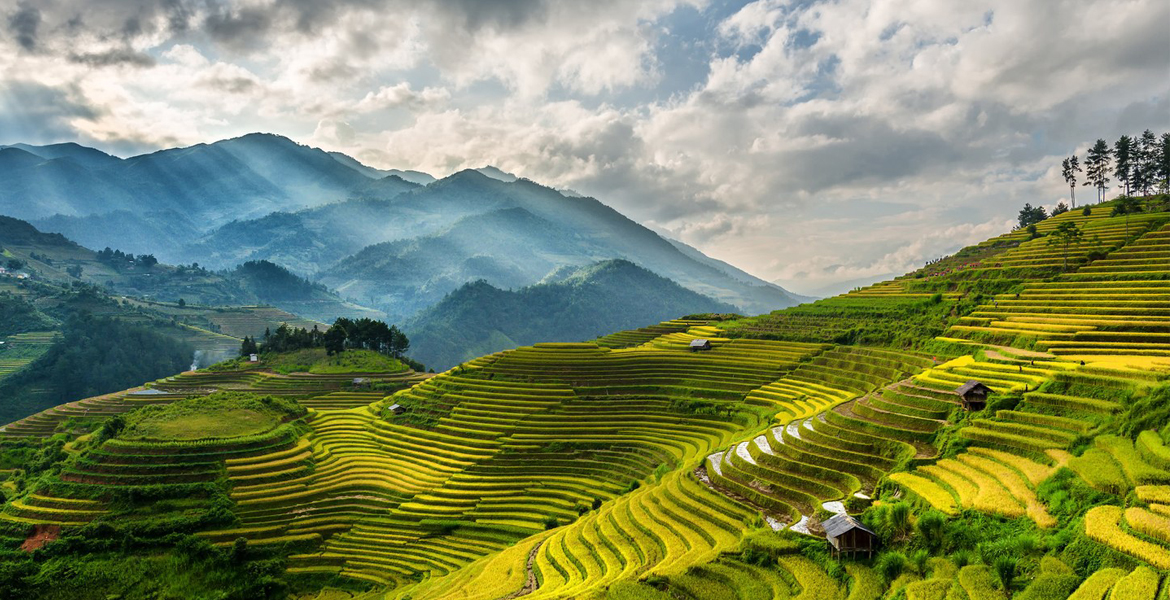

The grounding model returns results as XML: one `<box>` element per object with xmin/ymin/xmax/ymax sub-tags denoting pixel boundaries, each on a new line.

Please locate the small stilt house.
<box><xmin>689</xmin><ymin>339</ymin><xmax>712</xmax><ymax>352</ymax></box>
<box><xmin>387</xmin><ymin>403</ymin><xmax>406</xmax><ymax>416</ymax></box>
<box><xmin>823</xmin><ymin>514</ymin><xmax>876</xmax><ymax>558</ymax></box>
<box><xmin>955</xmin><ymin>380</ymin><xmax>992</xmax><ymax>411</ymax></box>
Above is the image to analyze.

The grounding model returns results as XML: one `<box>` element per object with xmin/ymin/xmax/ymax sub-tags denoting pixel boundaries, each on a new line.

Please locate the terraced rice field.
<box><xmin>593</xmin><ymin>318</ymin><xmax>712</xmax><ymax>349</ymax></box>
<box><xmin>276</xmin><ymin>337</ymin><xmax>829</xmax><ymax>585</ymax></box>
<box><xmin>0</xmin><ymin>366</ymin><xmax>430</xmax><ymax>439</ymax></box>
<box><xmin>706</xmin><ymin>347</ymin><xmax>938</xmax><ymax>523</ymax></box>
<box><xmin>948</xmin><ymin>220</ymin><xmax>1170</xmax><ymax>359</ymax></box>
<box><xmin>892</xmin><ymin>357</ymin><xmax>1170</xmax><ymax>548</ymax></box>
<box><xmin>0</xmin><ymin>330</ymin><xmax>56</xmax><ymax>380</ymax></box>
<box><xmin>6</xmin><ymin>203</ymin><xmax>1170</xmax><ymax>597</ymax></box>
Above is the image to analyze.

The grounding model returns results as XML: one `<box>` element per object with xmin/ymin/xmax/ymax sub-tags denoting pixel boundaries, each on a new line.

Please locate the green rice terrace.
<box><xmin>1</xmin><ymin>197</ymin><xmax>1169</xmax><ymax>599</ymax></box>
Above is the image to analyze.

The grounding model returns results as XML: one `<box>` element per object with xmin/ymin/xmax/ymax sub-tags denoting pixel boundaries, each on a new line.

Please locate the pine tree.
<box><xmin>1083</xmin><ymin>139</ymin><xmax>1112</xmax><ymax>203</ymax></box>
<box><xmin>1160</xmin><ymin>132</ymin><xmax>1170</xmax><ymax>193</ymax></box>
<box><xmin>1134</xmin><ymin>129</ymin><xmax>1158</xmax><ymax>196</ymax></box>
<box><xmin>1114</xmin><ymin>135</ymin><xmax>1133</xmax><ymax>195</ymax></box>
<box><xmin>1061</xmin><ymin>155</ymin><xmax>1081</xmax><ymax>208</ymax></box>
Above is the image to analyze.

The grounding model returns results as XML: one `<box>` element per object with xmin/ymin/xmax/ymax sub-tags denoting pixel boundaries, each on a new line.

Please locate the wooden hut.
<box><xmin>823</xmin><ymin>514</ymin><xmax>876</xmax><ymax>558</ymax></box>
<box><xmin>387</xmin><ymin>403</ymin><xmax>406</xmax><ymax>416</ymax></box>
<box><xmin>689</xmin><ymin>339</ymin><xmax>712</xmax><ymax>352</ymax></box>
<box><xmin>352</xmin><ymin>377</ymin><xmax>371</xmax><ymax>388</ymax></box>
<box><xmin>954</xmin><ymin>380</ymin><xmax>992</xmax><ymax>411</ymax></box>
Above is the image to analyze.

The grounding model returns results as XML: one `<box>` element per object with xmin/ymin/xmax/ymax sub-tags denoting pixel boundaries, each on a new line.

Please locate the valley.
<box><xmin>0</xmin><ymin>195</ymin><xmax>1167</xmax><ymax>599</ymax></box>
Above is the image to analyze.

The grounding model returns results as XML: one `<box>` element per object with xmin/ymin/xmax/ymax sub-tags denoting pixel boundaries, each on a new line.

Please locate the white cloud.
<box><xmin>1</xmin><ymin>0</ymin><xmax>1167</xmax><ymax>287</ymax></box>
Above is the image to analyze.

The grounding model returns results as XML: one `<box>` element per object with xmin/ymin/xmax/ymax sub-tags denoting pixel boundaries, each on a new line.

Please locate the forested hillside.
<box><xmin>0</xmin><ymin>194</ymin><xmax>1167</xmax><ymax>599</ymax></box>
<box><xmin>404</xmin><ymin>259</ymin><xmax>737</xmax><ymax>368</ymax></box>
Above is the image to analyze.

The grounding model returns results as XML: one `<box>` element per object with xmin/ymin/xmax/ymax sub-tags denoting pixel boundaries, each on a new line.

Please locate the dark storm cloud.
<box><xmin>203</xmin><ymin>4</ymin><xmax>274</xmax><ymax>47</ymax></box>
<box><xmin>0</xmin><ymin>81</ymin><xmax>101</xmax><ymax>143</ymax></box>
<box><xmin>69</xmin><ymin>48</ymin><xmax>157</xmax><ymax>68</ymax></box>
<box><xmin>7</xmin><ymin>1</ymin><xmax>40</xmax><ymax>50</ymax></box>
<box><xmin>15</xmin><ymin>0</ymin><xmax>557</xmax><ymax>53</ymax></box>
<box><xmin>440</xmin><ymin>0</ymin><xmax>547</xmax><ymax>30</ymax></box>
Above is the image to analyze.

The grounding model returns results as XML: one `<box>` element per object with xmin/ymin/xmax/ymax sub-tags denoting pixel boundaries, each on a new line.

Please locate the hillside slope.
<box><xmin>1</xmin><ymin>196</ymin><xmax>1167</xmax><ymax>599</ymax></box>
<box><xmin>0</xmin><ymin>215</ymin><xmax>381</xmax><ymax>323</ymax></box>
<box><xmin>404</xmin><ymin>259</ymin><xmax>738</xmax><ymax>368</ymax></box>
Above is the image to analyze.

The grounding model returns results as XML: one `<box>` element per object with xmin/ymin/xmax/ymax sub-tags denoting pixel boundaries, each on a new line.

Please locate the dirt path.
<box><xmin>501</xmin><ymin>540</ymin><xmax>545</xmax><ymax>599</ymax></box>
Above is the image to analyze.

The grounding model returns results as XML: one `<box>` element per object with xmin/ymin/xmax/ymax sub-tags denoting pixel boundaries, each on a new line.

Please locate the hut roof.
<box><xmin>689</xmin><ymin>338</ymin><xmax>711</xmax><ymax>347</ymax></box>
<box><xmin>955</xmin><ymin>380</ymin><xmax>992</xmax><ymax>396</ymax></box>
<box><xmin>822</xmin><ymin>514</ymin><xmax>875</xmax><ymax>539</ymax></box>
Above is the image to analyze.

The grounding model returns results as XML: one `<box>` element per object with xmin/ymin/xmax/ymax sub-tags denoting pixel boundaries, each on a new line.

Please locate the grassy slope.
<box><xmin>0</xmin><ymin>197</ymin><xmax>1167</xmax><ymax>599</ymax></box>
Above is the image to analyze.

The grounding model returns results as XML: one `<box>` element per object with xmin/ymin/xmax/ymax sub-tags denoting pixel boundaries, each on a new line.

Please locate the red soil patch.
<box><xmin>21</xmin><ymin>524</ymin><xmax>60</xmax><ymax>551</ymax></box>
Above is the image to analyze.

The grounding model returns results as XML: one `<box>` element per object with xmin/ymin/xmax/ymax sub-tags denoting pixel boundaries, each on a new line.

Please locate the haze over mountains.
<box><xmin>1</xmin><ymin>133</ymin><xmax>803</xmax><ymax>366</ymax></box>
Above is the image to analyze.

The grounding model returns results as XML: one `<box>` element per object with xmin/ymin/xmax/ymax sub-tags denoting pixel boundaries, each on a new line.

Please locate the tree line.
<box><xmin>240</xmin><ymin>317</ymin><xmax>410</xmax><ymax>358</ymax></box>
<box><xmin>1061</xmin><ymin>130</ymin><xmax>1170</xmax><ymax>206</ymax></box>
<box><xmin>96</xmin><ymin>247</ymin><xmax>159</xmax><ymax>270</ymax></box>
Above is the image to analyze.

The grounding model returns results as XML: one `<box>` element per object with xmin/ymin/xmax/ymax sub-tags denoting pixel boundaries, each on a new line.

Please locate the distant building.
<box><xmin>248</xmin><ymin>354</ymin><xmax>259</xmax><ymax>362</ymax></box>
<box><xmin>823</xmin><ymin>514</ymin><xmax>876</xmax><ymax>558</ymax></box>
<box><xmin>387</xmin><ymin>404</ymin><xmax>406</xmax><ymax>415</ymax></box>
<box><xmin>955</xmin><ymin>380</ymin><xmax>992</xmax><ymax>411</ymax></box>
<box><xmin>689</xmin><ymin>339</ymin><xmax>712</xmax><ymax>352</ymax></box>
<box><xmin>353</xmin><ymin>377</ymin><xmax>371</xmax><ymax>388</ymax></box>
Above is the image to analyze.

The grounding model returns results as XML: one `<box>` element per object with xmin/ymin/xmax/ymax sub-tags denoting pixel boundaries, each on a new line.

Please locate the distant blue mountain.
<box><xmin>2</xmin><ymin>134</ymin><xmax>805</xmax><ymax>321</ymax></box>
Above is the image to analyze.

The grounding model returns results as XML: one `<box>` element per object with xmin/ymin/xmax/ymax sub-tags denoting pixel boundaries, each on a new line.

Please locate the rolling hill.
<box><xmin>404</xmin><ymin>259</ymin><xmax>738</xmax><ymax>369</ymax></box>
<box><xmin>0</xmin><ymin>195</ymin><xmax>1167</xmax><ymax>599</ymax></box>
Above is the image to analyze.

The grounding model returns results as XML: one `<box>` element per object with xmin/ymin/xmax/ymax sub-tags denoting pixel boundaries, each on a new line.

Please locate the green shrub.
<box><xmin>876</xmin><ymin>551</ymin><xmax>908</xmax><ymax>583</ymax></box>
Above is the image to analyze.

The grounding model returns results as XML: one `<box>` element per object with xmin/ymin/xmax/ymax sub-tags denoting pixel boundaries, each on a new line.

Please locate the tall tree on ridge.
<box><xmin>1160</xmin><ymin>132</ymin><xmax>1170</xmax><ymax>194</ymax></box>
<box><xmin>1134</xmin><ymin>129</ymin><xmax>1158</xmax><ymax>196</ymax></box>
<box><xmin>1061</xmin><ymin>155</ymin><xmax>1081</xmax><ymax>208</ymax></box>
<box><xmin>1083</xmin><ymin>139</ymin><xmax>1112</xmax><ymax>203</ymax></box>
<box><xmin>1114</xmin><ymin>135</ymin><xmax>1133</xmax><ymax>195</ymax></box>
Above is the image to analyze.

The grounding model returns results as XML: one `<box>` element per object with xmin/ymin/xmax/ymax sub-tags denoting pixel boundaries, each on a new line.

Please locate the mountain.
<box><xmin>474</xmin><ymin>165</ymin><xmax>519</xmax><ymax>182</ymax></box>
<box><xmin>2</xmin><ymin>135</ymin><xmax>805</xmax><ymax>319</ymax></box>
<box><xmin>328</xmin><ymin>151</ymin><xmax>437</xmax><ymax>185</ymax></box>
<box><xmin>312</xmin><ymin>170</ymin><xmax>803</xmax><ymax>317</ymax></box>
<box><xmin>405</xmin><ymin>259</ymin><xmax>737</xmax><ymax>369</ymax></box>
<box><xmin>32</xmin><ymin>210</ymin><xmax>201</xmax><ymax>257</ymax></box>
<box><xmin>1</xmin><ymin>133</ymin><xmax>370</xmax><ymax>226</ymax></box>
<box><xmin>0</xmin><ymin>215</ymin><xmax>381</xmax><ymax>323</ymax></box>
<box><xmin>4</xmin><ymin>141</ymin><xmax>123</xmax><ymax>169</ymax></box>
<box><xmin>320</xmin><ymin>206</ymin><xmax>606</xmax><ymax>320</ymax></box>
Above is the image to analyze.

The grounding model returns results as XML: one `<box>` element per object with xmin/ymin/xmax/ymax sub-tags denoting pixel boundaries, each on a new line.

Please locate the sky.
<box><xmin>1</xmin><ymin>0</ymin><xmax>1168</xmax><ymax>294</ymax></box>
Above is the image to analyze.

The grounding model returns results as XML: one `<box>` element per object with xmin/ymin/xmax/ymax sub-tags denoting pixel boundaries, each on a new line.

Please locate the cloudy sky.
<box><xmin>2</xmin><ymin>0</ymin><xmax>1168</xmax><ymax>293</ymax></box>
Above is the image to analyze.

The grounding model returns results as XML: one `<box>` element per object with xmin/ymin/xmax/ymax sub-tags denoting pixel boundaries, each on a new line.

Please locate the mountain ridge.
<box><xmin>3</xmin><ymin>133</ymin><xmax>805</xmax><ymax>320</ymax></box>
